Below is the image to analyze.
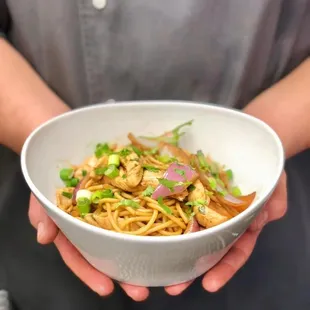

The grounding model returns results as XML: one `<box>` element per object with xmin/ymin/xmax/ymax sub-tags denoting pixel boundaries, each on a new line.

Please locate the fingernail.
<box><xmin>97</xmin><ymin>285</ymin><xmax>108</xmax><ymax>296</ymax></box>
<box><xmin>37</xmin><ymin>222</ymin><xmax>44</xmax><ymax>243</ymax></box>
<box><xmin>204</xmin><ymin>279</ymin><xmax>220</xmax><ymax>292</ymax></box>
<box><xmin>257</xmin><ymin>211</ymin><xmax>268</xmax><ymax>230</ymax></box>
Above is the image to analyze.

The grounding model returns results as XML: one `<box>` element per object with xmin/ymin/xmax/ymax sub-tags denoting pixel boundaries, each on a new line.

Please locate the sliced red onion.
<box><xmin>72</xmin><ymin>175</ymin><xmax>90</xmax><ymax>205</ymax></box>
<box><xmin>151</xmin><ymin>163</ymin><xmax>197</xmax><ymax>200</ymax></box>
<box><xmin>184</xmin><ymin>217</ymin><xmax>200</xmax><ymax>234</ymax></box>
<box><xmin>216</xmin><ymin>192</ymin><xmax>256</xmax><ymax>212</ymax></box>
<box><xmin>191</xmin><ymin>154</ymin><xmax>256</xmax><ymax>211</ymax></box>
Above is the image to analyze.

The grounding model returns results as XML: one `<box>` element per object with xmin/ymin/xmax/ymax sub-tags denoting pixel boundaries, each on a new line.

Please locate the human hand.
<box><xmin>165</xmin><ymin>172</ymin><xmax>287</xmax><ymax>295</ymax></box>
<box><xmin>28</xmin><ymin>194</ymin><xmax>150</xmax><ymax>301</ymax></box>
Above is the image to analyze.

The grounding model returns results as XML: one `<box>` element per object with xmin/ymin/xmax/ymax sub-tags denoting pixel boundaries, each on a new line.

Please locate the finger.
<box><xmin>267</xmin><ymin>173</ymin><xmax>288</xmax><ymax>222</ymax></box>
<box><xmin>54</xmin><ymin>231</ymin><xmax>114</xmax><ymax>296</ymax></box>
<box><xmin>119</xmin><ymin>283</ymin><xmax>149</xmax><ymax>302</ymax></box>
<box><xmin>249</xmin><ymin>208</ymin><xmax>269</xmax><ymax>232</ymax></box>
<box><xmin>202</xmin><ymin>229</ymin><xmax>260</xmax><ymax>292</ymax></box>
<box><xmin>165</xmin><ymin>280</ymin><xmax>193</xmax><ymax>296</ymax></box>
<box><xmin>28</xmin><ymin>194</ymin><xmax>58</xmax><ymax>244</ymax></box>
<box><xmin>250</xmin><ymin>172</ymin><xmax>287</xmax><ymax>231</ymax></box>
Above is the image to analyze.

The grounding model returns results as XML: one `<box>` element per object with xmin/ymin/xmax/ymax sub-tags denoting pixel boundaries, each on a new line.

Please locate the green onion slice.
<box><xmin>60</xmin><ymin>168</ymin><xmax>74</xmax><ymax>181</ymax></box>
<box><xmin>77</xmin><ymin>197</ymin><xmax>91</xmax><ymax>217</ymax></box>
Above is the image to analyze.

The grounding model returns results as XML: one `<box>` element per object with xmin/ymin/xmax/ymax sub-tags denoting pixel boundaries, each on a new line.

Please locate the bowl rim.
<box><xmin>21</xmin><ymin>100</ymin><xmax>285</xmax><ymax>243</ymax></box>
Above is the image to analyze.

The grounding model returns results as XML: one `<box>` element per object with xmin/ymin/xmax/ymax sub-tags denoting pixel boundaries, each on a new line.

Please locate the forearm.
<box><xmin>0</xmin><ymin>38</ymin><xmax>70</xmax><ymax>154</ymax></box>
<box><xmin>244</xmin><ymin>57</ymin><xmax>310</xmax><ymax>158</ymax></box>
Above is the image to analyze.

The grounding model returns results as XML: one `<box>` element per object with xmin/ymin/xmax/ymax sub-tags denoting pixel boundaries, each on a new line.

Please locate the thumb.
<box><xmin>28</xmin><ymin>194</ymin><xmax>59</xmax><ymax>244</ymax></box>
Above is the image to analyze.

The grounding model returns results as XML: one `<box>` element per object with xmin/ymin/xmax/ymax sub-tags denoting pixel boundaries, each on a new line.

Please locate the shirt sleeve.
<box><xmin>0</xmin><ymin>0</ymin><xmax>11</xmax><ymax>36</ymax></box>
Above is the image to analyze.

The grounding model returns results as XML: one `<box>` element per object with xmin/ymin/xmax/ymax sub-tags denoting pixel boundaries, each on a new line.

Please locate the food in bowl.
<box><xmin>21</xmin><ymin>101</ymin><xmax>284</xmax><ymax>286</ymax></box>
<box><xmin>56</xmin><ymin>120</ymin><xmax>256</xmax><ymax>236</ymax></box>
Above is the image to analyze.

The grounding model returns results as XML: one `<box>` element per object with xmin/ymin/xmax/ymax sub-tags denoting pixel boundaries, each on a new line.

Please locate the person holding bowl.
<box><xmin>0</xmin><ymin>1</ymin><xmax>309</xmax><ymax>309</ymax></box>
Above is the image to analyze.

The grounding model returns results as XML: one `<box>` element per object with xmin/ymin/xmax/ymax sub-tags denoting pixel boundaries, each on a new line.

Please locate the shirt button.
<box><xmin>92</xmin><ymin>0</ymin><xmax>107</xmax><ymax>10</ymax></box>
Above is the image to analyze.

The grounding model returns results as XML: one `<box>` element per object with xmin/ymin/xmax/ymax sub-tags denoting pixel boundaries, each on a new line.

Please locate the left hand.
<box><xmin>28</xmin><ymin>195</ymin><xmax>149</xmax><ymax>301</ymax></box>
<box><xmin>165</xmin><ymin>171</ymin><xmax>287</xmax><ymax>295</ymax></box>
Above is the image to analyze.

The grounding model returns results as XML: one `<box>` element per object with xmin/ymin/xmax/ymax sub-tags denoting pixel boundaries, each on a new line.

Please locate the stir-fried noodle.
<box><xmin>56</xmin><ymin>121</ymin><xmax>256</xmax><ymax>236</ymax></box>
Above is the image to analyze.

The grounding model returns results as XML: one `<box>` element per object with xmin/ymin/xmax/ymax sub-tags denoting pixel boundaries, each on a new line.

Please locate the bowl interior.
<box><xmin>22</xmin><ymin>101</ymin><xmax>283</xmax><ymax>220</ymax></box>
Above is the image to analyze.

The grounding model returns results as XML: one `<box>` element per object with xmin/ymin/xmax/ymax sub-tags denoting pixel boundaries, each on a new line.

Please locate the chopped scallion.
<box><xmin>91</xmin><ymin>189</ymin><xmax>114</xmax><ymax>203</ymax></box>
<box><xmin>60</xmin><ymin>168</ymin><xmax>74</xmax><ymax>181</ymax></box>
<box><xmin>95</xmin><ymin>167</ymin><xmax>107</xmax><ymax>175</ymax></box>
<box><xmin>231</xmin><ymin>186</ymin><xmax>242</xmax><ymax>197</ymax></box>
<box><xmin>62</xmin><ymin>192</ymin><xmax>73</xmax><ymax>199</ymax></box>
<box><xmin>104</xmin><ymin>165</ymin><xmax>119</xmax><ymax>178</ymax></box>
<box><xmin>77</xmin><ymin>197</ymin><xmax>91</xmax><ymax>217</ymax></box>
<box><xmin>108</xmin><ymin>154</ymin><xmax>120</xmax><ymax>167</ymax></box>
<box><xmin>101</xmin><ymin>189</ymin><xmax>115</xmax><ymax>198</ymax></box>
<box><xmin>82</xmin><ymin>170</ymin><xmax>87</xmax><ymax>177</ymax></box>
<box><xmin>65</xmin><ymin>178</ymin><xmax>79</xmax><ymax>187</ymax></box>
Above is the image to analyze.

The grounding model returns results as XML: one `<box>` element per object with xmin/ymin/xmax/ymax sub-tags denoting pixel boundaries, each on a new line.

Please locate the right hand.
<box><xmin>28</xmin><ymin>194</ymin><xmax>149</xmax><ymax>301</ymax></box>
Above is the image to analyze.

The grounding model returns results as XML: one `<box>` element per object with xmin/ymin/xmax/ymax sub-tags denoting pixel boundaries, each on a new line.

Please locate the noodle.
<box><xmin>56</xmin><ymin>121</ymin><xmax>256</xmax><ymax>236</ymax></box>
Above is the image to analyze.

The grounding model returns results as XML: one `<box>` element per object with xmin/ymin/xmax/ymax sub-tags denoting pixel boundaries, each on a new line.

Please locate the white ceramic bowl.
<box><xmin>21</xmin><ymin>101</ymin><xmax>284</xmax><ymax>286</ymax></box>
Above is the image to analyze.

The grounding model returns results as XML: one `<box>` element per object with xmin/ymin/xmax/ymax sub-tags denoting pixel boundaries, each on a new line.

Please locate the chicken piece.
<box><xmin>140</xmin><ymin>170</ymin><xmax>164</xmax><ymax>188</ymax></box>
<box><xmin>105</xmin><ymin>168</ymin><xmax>136</xmax><ymax>192</ymax></box>
<box><xmin>120</xmin><ymin>152</ymin><xmax>143</xmax><ymax>187</ymax></box>
<box><xmin>95</xmin><ymin>155</ymin><xmax>109</xmax><ymax>168</ymax></box>
<box><xmin>74</xmin><ymin>164</ymin><xmax>92</xmax><ymax>179</ymax></box>
<box><xmin>56</xmin><ymin>188</ymin><xmax>73</xmax><ymax>210</ymax></box>
<box><xmin>188</xmin><ymin>179</ymin><xmax>206</xmax><ymax>202</ymax></box>
<box><xmin>86</xmin><ymin>156</ymin><xmax>98</xmax><ymax>168</ymax></box>
<box><xmin>104</xmin><ymin>153</ymin><xmax>143</xmax><ymax>191</ymax></box>
<box><xmin>92</xmin><ymin>214</ymin><xmax>113</xmax><ymax>230</ymax></box>
<box><xmin>171</xmin><ymin>189</ymin><xmax>189</xmax><ymax>202</ymax></box>
<box><xmin>194</xmin><ymin>201</ymin><xmax>230</xmax><ymax>228</ymax></box>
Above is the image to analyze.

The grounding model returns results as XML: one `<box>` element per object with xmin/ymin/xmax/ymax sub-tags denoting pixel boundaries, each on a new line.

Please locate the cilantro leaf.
<box><xmin>116</xmin><ymin>199</ymin><xmax>140</xmax><ymax>209</ymax></box>
<box><xmin>142</xmin><ymin>186</ymin><xmax>154</xmax><ymax>197</ymax></box>
<box><xmin>157</xmin><ymin>196</ymin><xmax>172</xmax><ymax>214</ymax></box>
<box><xmin>143</xmin><ymin>165</ymin><xmax>160</xmax><ymax>172</ymax></box>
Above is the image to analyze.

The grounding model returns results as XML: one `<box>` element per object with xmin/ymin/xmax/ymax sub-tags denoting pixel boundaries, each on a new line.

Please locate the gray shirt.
<box><xmin>1</xmin><ymin>1</ymin><xmax>310</xmax><ymax>309</ymax></box>
<box><xmin>6</xmin><ymin>0</ymin><xmax>310</xmax><ymax>108</ymax></box>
